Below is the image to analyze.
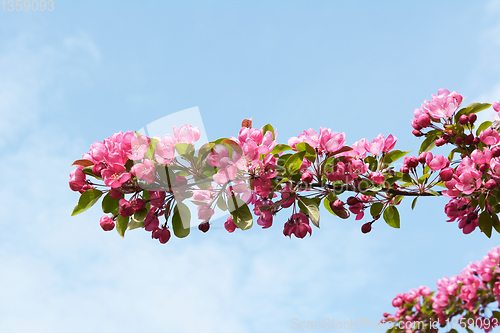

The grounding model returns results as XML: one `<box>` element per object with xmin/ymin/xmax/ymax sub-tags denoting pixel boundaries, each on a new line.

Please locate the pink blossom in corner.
<box><xmin>101</xmin><ymin>163</ymin><xmax>131</xmax><ymax>188</ymax></box>
<box><xmin>131</xmin><ymin>159</ymin><xmax>156</xmax><ymax>183</ymax></box>
<box><xmin>479</xmin><ymin>127</ymin><xmax>500</xmax><ymax>146</ymax></box>
<box><xmin>173</xmin><ymin>124</ymin><xmax>201</xmax><ymax>144</ymax></box>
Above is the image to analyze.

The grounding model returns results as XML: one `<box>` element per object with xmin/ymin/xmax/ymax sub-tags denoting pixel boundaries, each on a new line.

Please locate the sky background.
<box><xmin>1</xmin><ymin>1</ymin><xmax>500</xmax><ymax>332</ymax></box>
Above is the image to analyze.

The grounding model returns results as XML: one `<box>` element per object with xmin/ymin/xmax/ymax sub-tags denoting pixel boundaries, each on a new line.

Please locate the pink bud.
<box><xmin>417</xmin><ymin>152</ymin><xmax>428</xmax><ymax>164</ymax></box>
<box><xmin>225</xmin><ymin>216</ymin><xmax>237</xmax><ymax>233</ymax></box>
<box><xmin>459</xmin><ymin>114</ymin><xmax>469</xmax><ymax>125</ymax></box>
<box><xmin>435</xmin><ymin>137</ymin><xmax>447</xmax><ymax>147</ymax></box>
<box><xmin>439</xmin><ymin>167</ymin><xmax>454</xmax><ymax>181</ymax></box>
<box><xmin>417</xmin><ymin>114</ymin><xmax>431</xmax><ymax>128</ymax></box>
<box><xmin>407</xmin><ymin>156</ymin><xmax>418</xmax><ymax>168</ymax></box>
<box><xmin>412</xmin><ymin>130</ymin><xmax>424</xmax><ymax>137</ymax></box>
<box><xmin>493</xmin><ymin>146</ymin><xmax>500</xmax><ymax>158</ymax></box>
<box><xmin>159</xmin><ymin>228</ymin><xmax>171</xmax><ymax>244</ymax></box>
<box><xmin>486</xmin><ymin>179</ymin><xmax>497</xmax><ymax>190</ymax></box>
<box><xmin>110</xmin><ymin>188</ymin><xmax>123</xmax><ymax>200</ymax></box>
<box><xmin>131</xmin><ymin>198</ymin><xmax>146</xmax><ymax>212</ymax></box>
<box><xmin>301</xmin><ymin>170</ymin><xmax>314</xmax><ymax>184</ymax></box>
<box><xmin>469</xmin><ymin>113</ymin><xmax>477</xmax><ymax>124</ymax></box>
<box><xmin>479</xmin><ymin>163</ymin><xmax>490</xmax><ymax>172</ymax></box>
<box><xmin>100</xmin><ymin>216</ymin><xmax>115</xmax><ymax>231</ymax></box>
<box><xmin>119</xmin><ymin>199</ymin><xmax>135</xmax><ymax>217</ymax></box>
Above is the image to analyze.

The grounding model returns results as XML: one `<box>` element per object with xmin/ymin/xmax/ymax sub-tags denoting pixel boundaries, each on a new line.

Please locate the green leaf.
<box><xmin>101</xmin><ymin>193</ymin><xmax>120</xmax><ymax>214</ymax></box>
<box><xmin>127</xmin><ymin>219</ymin><xmax>144</xmax><ymax>230</ymax></box>
<box><xmin>285</xmin><ymin>151</ymin><xmax>306</xmax><ymax>174</ymax></box>
<box><xmin>116</xmin><ymin>215</ymin><xmax>129</xmax><ymax>238</ymax></box>
<box><xmin>411</xmin><ymin>197</ymin><xmax>418</xmax><ymax>210</ymax></box>
<box><xmin>478</xmin><ymin>211</ymin><xmax>493</xmax><ymax>238</ymax></box>
<box><xmin>298</xmin><ymin>197</ymin><xmax>320</xmax><ymax>228</ymax></box>
<box><xmin>419</xmin><ymin>135</ymin><xmax>436</xmax><ymax>154</ymax></box>
<box><xmin>476</xmin><ymin>121</ymin><xmax>493</xmax><ymax>136</ymax></box>
<box><xmin>81</xmin><ymin>165</ymin><xmax>101</xmax><ymax>179</ymax></box>
<box><xmin>383</xmin><ymin>206</ymin><xmax>400</xmax><ymax>228</ymax></box>
<box><xmin>71</xmin><ymin>189</ymin><xmax>103</xmax><ymax>216</ymax></box>
<box><xmin>370</xmin><ymin>202</ymin><xmax>383</xmax><ymax>218</ymax></box>
<box><xmin>271</xmin><ymin>143</ymin><xmax>292</xmax><ymax>155</ymax></box>
<box><xmin>172</xmin><ymin>202</ymin><xmax>191</xmax><ymax>238</ymax></box>
<box><xmin>262</xmin><ymin>124</ymin><xmax>275</xmax><ymax>140</ymax></box>
<box><xmin>227</xmin><ymin>196</ymin><xmax>253</xmax><ymax>230</ymax></box>
<box><xmin>133</xmin><ymin>209</ymin><xmax>148</xmax><ymax>223</ymax></box>
<box><xmin>175</xmin><ymin>143</ymin><xmax>195</xmax><ymax>158</ymax></box>
<box><xmin>323</xmin><ymin>194</ymin><xmax>337</xmax><ymax>215</ymax></box>
<box><xmin>217</xmin><ymin>195</ymin><xmax>228</xmax><ymax>211</ymax></box>
<box><xmin>295</xmin><ymin>142</ymin><xmax>316</xmax><ymax>163</ymax></box>
<box><xmin>492</xmin><ymin>311</ymin><xmax>500</xmax><ymax>321</ymax></box>
<box><xmin>364</xmin><ymin>156</ymin><xmax>378</xmax><ymax>172</ymax></box>
<box><xmin>383</xmin><ymin>150</ymin><xmax>410</xmax><ymax>165</ymax></box>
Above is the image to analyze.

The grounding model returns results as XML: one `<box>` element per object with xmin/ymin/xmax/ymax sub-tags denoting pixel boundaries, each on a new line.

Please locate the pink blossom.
<box><xmin>144</xmin><ymin>210</ymin><xmax>159</xmax><ymax>231</ymax></box>
<box><xmin>365</xmin><ymin>134</ymin><xmax>385</xmax><ymax>155</ymax></box>
<box><xmin>131</xmin><ymin>159</ymin><xmax>156</xmax><ymax>183</ymax></box>
<box><xmin>369</xmin><ymin>172</ymin><xmax>385</xmax><ymax>184</ymax></box>
<box><xmin>479</xmin><ymin>127</ymin><xmax>500</xmax><ymax>145</ymax></box>
<box><xmin>288</xmin><ymin>128</ymin><xmax>320</xmax><ymax>149</ymax></box>
<box><xmin>69</xmin><ymin>167</ymin><xmax>87</xmax><ymax>192</ymax></box>
<box><xmin>493</xmin><ymin>101</ymin><xmax>500</xmax><ymax>112</ymax></box>
<box><xmin>421</xmin><ymin>89</ymin><xmax>463</xmax><ymax>119</ymax></box>
<box><xmin>128</xmin><ymin>134</ymin><xmax>150</xmax><ymax>161</ymax></box>
<box><xmin>425</xmin><ymin>153</ymin><xmax>449</xmax><ymax>171</ymax></box>
<box><xmin>319</xmin><ymin>128</ymin><xmax>346</xmax><ymax>153</ymax></box>
<box><xmin>224</xmin><ymin>216</ymin><xmax>237</xmax><ymax>233</ymax></box>
<box><xmin>101</xmin><ymin>163</ymin><xmax>131</xmax><ymax>188</ymax></box>
<box><xmin>197</xmin><ymin>205</ymin><xmax>215</xmax><ymax>221</ymax></box>
<box><xmin>173</xmin><ymin>124</ymin><xmax>201</xmax><ymax>144</ymax></box>
<box><xmin>155</xmin><ymin>134</ymin><xmax>176</xmax><ymax>164</ymax></box>
<box><xmin>455</xmin><ymin>171</ymin><xmax>482</xmax><ymax>195</ymax></box>
<box><xmin>257</xmin><ymin>131</ymin><xmax>276</xmax><ymax>154</ymax></box>
<box><xmin>383</xmin><ymin>134</ymin><xmax>397</xmax><ymax>153</ymax></box>
<box><xmin>471</xmin><ymin>148</ymin><xmax>492</xmax><ymax>165</ymax></box>
<box><xmin>257</xmin><ymin>210</ymin><xmax>273</xmax><ymax>229</ymax></box>
<box><xmin>118</xmin><ymin>199</ymin><xmax>134</xmax><ymax>217</ymax></box>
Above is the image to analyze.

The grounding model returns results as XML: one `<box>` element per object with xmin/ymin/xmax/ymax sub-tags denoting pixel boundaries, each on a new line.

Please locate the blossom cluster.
<box><xmin>383</xmin><ymin>246</ymin><xmax>500</xmax><ymax>332</ymax></box>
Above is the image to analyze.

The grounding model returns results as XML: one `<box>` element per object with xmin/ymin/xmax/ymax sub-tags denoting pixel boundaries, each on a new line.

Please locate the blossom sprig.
<box><xmin>69</xmin><ymin>89</ymin><xmax>500</xmax><ymax>244</ymax></box>
<box><xmin>383</xmin><ymin>246</ymin><xmax>500</xmax><ymax>333</ymax></box>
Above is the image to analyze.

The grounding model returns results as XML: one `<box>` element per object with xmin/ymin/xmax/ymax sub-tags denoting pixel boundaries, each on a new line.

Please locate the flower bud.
<box><xmin>455</xmin><ymin>136</ymin><xmax>463</xmax><ymax>146</ymax></box>
<box><xmin>100</xmin><ymin>216</ymin><xmax>115</xmax><ymax>231</ymax></box>
<box><xmin>131</xmin><ymin>198</ymin><xmax>146</xmax><ymax>212</ymax></box>
<box><xmin>473</xmin><ymin>137</ymin><xmax>480</xmax><ymax>145</ymax></box>
<box><xmin>468</xmin><ymin>113</ymin><xmax>477</xmax><ymax>124</ymax></box>
<box><xmin>92</xmin><ymin>162</ymin><xmax>106</xmax><ymax>177</ymax></box>
<box><xmin>110</xmin><ymin>188</ymin><xmax>123</xmax><ymax>200</ymax></box>
<box><xmin>417</xmin><ymin>152</ymin><xmax>428</xmax><ymax>164</ymax></box>
<box><xmin>400</xmin><ymin>166</ymin><xmax>409</xmax><ymax>174</ymax></box>
<box><xmin>492</xmin><ymin>146</ymin><xmax>500</xmax><ymax>158</ymax></box>
<box><xmin>330</xmin><ymin>200</ymin><xmax>350</xmax><ymax>219</ymax></box>
<box><xmin>198</xmin><ymin>221</ymin><xmax>210</xmax><ymax>233</ymax></box>
<box><xmin>346</xmin><ymin>196</ymin><xmax>360</xmax><ymax>206</ymax></box>
<box><xmin>435</xmin><ymin>137</ymin><xmax>447</xmax><ymax>147</ymax></box>
<box><xmin>119</xmin><ymin>199</ymin><xmax>134</xmax><ymax>217</ymax></box>
<box><xmin>464</xmin><ymin>134</ymin><xmax>475</xmax><ymax>145</ymax></box>
<box><xmin>159</xmin><ymin>228</ymin><xmax>171</xmax><ymax>244</ymax></box>
<box><xmin>361</xmin><ymin>222</ymin><xmax>372</xmax><ymax>234</ymax></box>
<box><xmin>439</xmin><ymin>167</ymin><xmax>454</xmax><ymax>181</ymax></box>
<box><xmin>412</xmin><ymin>130</ymin><xmax>424</xmax><ymax>137</ymax></box>
<box><xmin>301</xmin><ymin>170</ymin><xmax>314</xmax><ymax>184</ymax></box>
<box><xmin>486</xmin><ymin>179</ymin><xmax>497</xmax><ymax>190</ymax></box>
<box><xmin>225</xmin><ymin>216</ymin><xmax>237</xmax><ymax>233</ymax></box>
<box><xmin>407</xmin><ymin>156</ymin><xmax>419</xmax><ymax>168</ymax></box>
<box><xmin>479</xmin><ymin>163</ymin><xmax>490</xmax><ymax>173</ymax></box>
<box><xmin>459</xmin><ymin>114</ymin><xmax>469</xmax><ymax>125</ymax></box>
<box><xmin>417</xmin><ymin>114</ymin><xmax>431</xmax><ymax>128</ymax></box>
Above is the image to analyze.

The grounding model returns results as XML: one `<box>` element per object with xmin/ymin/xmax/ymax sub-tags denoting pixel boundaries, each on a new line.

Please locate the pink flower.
<box><xmin>225</xmin><ymin>216</ymin><xmax>237</xmax><ymax>233</ymax></box>
<box><xmin>197</xmin><ymin>205</ymin><xmax>215</xmax><ymax>221</ymax></box>
<box><xmin>479</xmin><ymin>127</ymin><xmax>500</xmax><ymax>145</ymax></box>
<box><xmin>118</xmin><ymin>199</ymin><xmax>134</xmax><ymax>217</ymax></box>
<box><xmin>425</xmin><ymin>153</ymin><xmax>449</xmax><ymax>171</ymax></box>
<box><xmin>131</xmin><ymin>159</ymin><xmax>156</xmax><ymax>183</ymax></box>
<box><xmin>369</xmin><ymin>172</ymin><xmax>385</xmax><ymax>184</ymax></box>
<box><xmin>421</xmin><ymin>89</ymin><xmax>463</xmax><ymax>119</ymax></box>
<box><xmin>144</xmin><ymin>210</ymin><xmax>159</xmax><ymax>231</ymax></box>
<box><xmin>383</xmin><ymin>134</ymin><xmax>397</xmax><ymax>153</ymax></box>
<box><xmin>493</xmin><ymin>101</ymin><xmax>500</xmax><ymax>112</ymax></box>
<box><xmin>257</xmin><ymin>210</ymin><xmax>273</xmax><ymax>229</ymax></box>
<box><xmin>319</xmin><ymin>128</ymin><xmax>346</xmax><ymax>153</ymax></box>
<box><xmin>455</xmin><ymin>171</ymin><xmax>482</xmax><ymax>195</ymax></box>
<box><xmin>101</xmin><ymin>163</ymin><xmax>131</xmax><ymax>188</ymax></box>
<box><xmin>155</xmin><ymin>134</ymin><xmax>176</xmax><ymax>164</ymax></box>
<box><xmin>283</xmin><ymin>212</ymin><xmax>311</xmax><ymax>238</ymax></box>
<box><xmin>471</xmin><ymin>148</ymin><xmax>492</xmax><ymax>165</ymax></box>
<box><xmin>128</xmin><ymin>134</ymin><xmax>150</xmax><ymax>161</ymax></box>
<box><xmin>288</xmin><ymin>128</ymin><xmax>320</xmax><ymax>149</ymax></box>
<box><xmin>173</xmin><ymin>124</ymin><xmax>200</xmax><ymax>144</ymax></box>
<box><xmin>365</xmin><ymin>134</ymin><xmax>385</xmax><ymax>155</ymax></box>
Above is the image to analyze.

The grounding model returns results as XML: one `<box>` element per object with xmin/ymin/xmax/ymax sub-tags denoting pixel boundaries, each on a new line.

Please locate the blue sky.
<box><xmin>1</xmin><ymin>1</ymin><xmax>500</xmax><ymax>332</ymax></box>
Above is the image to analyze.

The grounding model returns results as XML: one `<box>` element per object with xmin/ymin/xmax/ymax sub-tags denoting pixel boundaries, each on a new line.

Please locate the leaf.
<box><xmin>127</xmin><ymin>219</ymin><xmax>144</xmax><ymax>230</ymax></box>
<box><xmin>323</xmin><ymin>194</ymin><xmax>337</xmax><ymax>215</ymax></box>
<box><xmin>71</xmin><ymin>189</ymin><xmax>103</xmax><ymax>216</ymax></box>
<box><xmin>295</xmin><ymin>142</ymin><xmax>316</xmax><ymax>163</ymax></box>
<box><xmin>227</xmin><ymin>196</ymin><xmax>253</xmax><ymax>230</ymax></box>
<box><xmin>492</xmin><ymin>311</ymin><xmax>500</xmax><ymax>321</ymax></box>
<box><xmin>116</xmin><ymin>215</ymin><xmax>129</xmax><ymax>238</ymax></box>
<box><xmin>383</xmin><ymin>150</ymin><xmax>410</xmax><ymax>165</ymax></box>
<box><xmin>330</xmin><ymin>146</ymin><xmax>353</xmax><ymax>155</ymax></box>
<box><xmin>364</xmin><ymin>156</ymin><xmax>378</xmax><ymax>172</ymax></box>
<box><xmin>101</xmin><ymin>193</ymin><xmax>120</xmax><ymax>214</ymax></box>
<box><xmin>383</xmin><ymin>206</ymin><xmax>400</xmax><ymax>228</ymax></box>
<box><xmin>82</xmin><ymin>166</ymin><xmax>98</xmax><ymax>178</ymax></box>
<box><xmin>217</xmin><ymin>195</ymin><xmax>228</xmax><ymax>211</ymax></box>
<box><xmin>175</xmin><ymin>143</ymin><xmax>195</xmax><ymax>158</ymax></box>
<box><xmin>133</xmin><ymin>209</ymin><xmax>148</xmax><ymax>223</ymax></box>
<box><xmin>271</xmin><ymin>143</ymin><xmax>292</xmax><ymax>155</ymax></box>
<box><xmin>478</xmin><ymin>211</ymin><xmax>493</xmax><ymax>238</ymax></box>
<box><xmin>419</xmin><ymin>135</ymin><xmax>436</xmax><ymax>154</ymax></box>
<box><xmin>172</xmin><ymin>202</ymin><xmax>191</xmax><ymax>238</ymax></box>
<box><xmin>492</xmin><ymin>214</ymin><xmax>500</xmax><ymax>234</ymax></box>
<box><xmin>370</xmin><ymin>202</ymin><xmax>383</xmax><ymax>218</ymax></box>
<box><xmin>222</xmin><ymin>139</ymin><xmax>243</xmax><ymax>155</ymax></box>
<box><xmin>262</xmin><ymin>124</ymin><xmax>275</xmax><ymax>140</ymax></box>
<box><xmin>476</xmin><ymin>121</ymin><xmax>493</xmax><ymax>136</ymax></box>
<box><xmin>285</xmin><ymin>151</ymin><xmax>306</xmax><ymax>174</ymax></box>
<box><xmin>298</xmin><ymin>197</ymin><xmax>320</xmax><ymax>228</ymax></box>
<box><xmin>411</xmin><ymin>197</ymin><xmax>418</xmax><ymax>210</ymax></box>
<box><xmin>71</xmin><ymin>159</ymin><xmax>94</xmax><ymax>167</ymax></box>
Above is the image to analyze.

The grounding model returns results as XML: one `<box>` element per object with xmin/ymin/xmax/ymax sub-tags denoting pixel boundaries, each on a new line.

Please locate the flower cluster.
<box><xmin>383</xmin><ymin>246</ymin><xmax>500</xmax><ymax>332</ymax></box>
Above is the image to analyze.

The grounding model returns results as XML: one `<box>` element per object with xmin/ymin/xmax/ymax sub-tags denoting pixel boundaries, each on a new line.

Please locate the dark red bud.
<box><xmin>480</xmin><ymin>163</ymin><xmax>490</xmax><ymax>173</ymax></box>
<box><xmin>417</xmin><ymin>114</ymin><xmax>431</xmax><ymax>128</ymax></box>
<box><xmin>346</xmin><ymin>197</ymin><xmax>360</xmax><ymax>206</ymax></box>
<box><xmin>407</xmin><ymin>156</ymin><xmax>419</xmax><ymax>168</ymax></box>
<box><xmin>412</xmin><ymin>130</ymin><xmax>424</xmax><ymax>137</ymax></box>
<box><xmin>110</xmin><ymin>188</ymin><xmax>123</xmax><ymax>200</ymax></box>
<box><xmin>473</xmin><ymin>137</ymin><xmax>480</xmax><ymax>145</ymax></box>
<box><xmin>459</xmin><ymin>114</ymin><xmax>469</xmax><ymax>125</ymax></box>
<box><xmin>455</xmin><ymin>136</ymin><xmax>463</xmax><ymax>146</ymax></box>
<box><xmin>493</xmin><ymin>146</ymin><xmax>500</xmax><ymax>158</ymax></box>
<box><xmin>486</xmin><ymin>179</ymin><xmax>497</xmax><ymax>190</ymax></box>
<box><xmin>131</xmin><ymin>198</ymin><xmax>146</xmax><ymax>212</ymax></box>
<box><xmin>468</xmin><ymin>113</ymin><xmax>477</xmax><ymax>124</ymax></box>
<box><xmin>439</xmin><ymin>167</ymin><xmax>454</xmax><ymax>182</ymax></box>
<box><xmin>464</xmin><ymin>134</ymin><xmax>474</xmax><ymax>145</ymax></box>
<box><xmin>435</xmin><ymin>137</ymin><xmax>447</xmax><ymax>147</ymax></box>
<box><xmin>361</xmin><ymin>222</ymin><xmax>373</xmax><ymax>234</ymax></box>
<box><xmin>198</xmin><ymin>221</ymin><xmax>210</xmax><ymax>233</ymax></box>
